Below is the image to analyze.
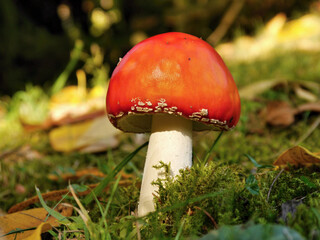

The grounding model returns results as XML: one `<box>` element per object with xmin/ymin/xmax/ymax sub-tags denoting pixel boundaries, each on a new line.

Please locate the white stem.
<box><xmin>138</xmin><ymin>114</ymin><xmax>192</xmax><ymax>216</ymax></box>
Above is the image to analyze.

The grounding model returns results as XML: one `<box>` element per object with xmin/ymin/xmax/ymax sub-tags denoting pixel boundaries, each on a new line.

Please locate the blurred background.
<box><xmin>1</xmin><ymin>0</ymin><xmax>318</xmax><ymax>95</ymax></box>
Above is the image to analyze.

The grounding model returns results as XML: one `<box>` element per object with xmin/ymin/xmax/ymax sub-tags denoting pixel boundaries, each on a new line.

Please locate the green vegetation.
<box><xmin>1</xmin><ymin>1</ymin><xmax>320</xmax><ymax>238</ymax></box>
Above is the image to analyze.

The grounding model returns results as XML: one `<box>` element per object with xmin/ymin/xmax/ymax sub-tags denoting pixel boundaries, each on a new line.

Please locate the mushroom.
<box><xmin>106</xmin><ymin>32</ymin><xmax>241</xmax><ymax>216</ymax></box>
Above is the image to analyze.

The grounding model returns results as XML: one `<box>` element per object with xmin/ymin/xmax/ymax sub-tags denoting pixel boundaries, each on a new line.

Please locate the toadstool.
<box><xmin>106</xmin><ymin>32</ymin><xmax>241</xmax><ymax>216</ymax></box>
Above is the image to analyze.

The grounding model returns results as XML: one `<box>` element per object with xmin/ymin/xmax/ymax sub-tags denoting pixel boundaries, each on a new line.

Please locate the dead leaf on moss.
<box><xmin>0</xmin><ymin>205</ymin><xmax>72</xmax><ymax>240</ymax></box>
<box><xmin>273</xmin><ymin>146</ymin><xmax>320</xmax><ymax>167</ymax></box>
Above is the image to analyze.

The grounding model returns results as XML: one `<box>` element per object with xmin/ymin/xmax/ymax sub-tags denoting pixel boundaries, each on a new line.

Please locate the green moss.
<box><xmin>237</xmin><ymin>168</ymin><xmax>320</xmax><ymax>224</ymax></box>
<box><xmin>139</xmin><ymin>162</ymin><xmax>245</xmax><ymax>238</ymax></box>
<box><xmin>136</xmin><ymin>162</ymin><xmax>320</xmax><ymax>239</ymax></box>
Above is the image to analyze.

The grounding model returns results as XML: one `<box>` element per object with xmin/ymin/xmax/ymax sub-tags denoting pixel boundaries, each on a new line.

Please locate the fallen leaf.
<box><xmin>48</xmin><ymin>167</ymin><xmax>105</xmax><ymax>181</ymax></box>
<box><xmin>49</xmin><ymin>85</ymin><xmax>106</xmax><ymax>125</ymax></box>
<box><xmin>216</xmin><ymin>13</ymin><xmax>320</xmax><ymax>61</ymax></box>
<box><xmin>258</xmin><ymin>100</ymin><xmax>320</xmax><ymax>128</ymax></box>
<box><xmin>24</xmin><ymin>222</ymin><xmax>51</xmax><ymax>240</ymax></box>
<box><xmin>263</xmin><ymin>101</ymin><xmax>295</xmax><ymax>127</ymax></box>
<box><xmin>273</xmin><ymin>146</ymin><xmax>320</xmax><ymax>167</ymax></box>
<box><xmin>49</xmin><ymin>116</ymin><xmax>120</xmax><ymax>152</ymax></box>
<box><xmin>278</xmin><ymin>14</ymin><xmax>320</xmax><ymax>42</ymax></box>
<box><xmin>48</xmin><ymin>168</ymin><xmax>134</xmax><ymax>182</ymax></box>
<box><xmin>0</xmin><ymin>205</ymin><xmax>72</xmax><ymax>240</ymax></box>
<box><xmin>21</xmin><ymin>85</ymin><xmax>108</xmax><ymax>131</ymax></box>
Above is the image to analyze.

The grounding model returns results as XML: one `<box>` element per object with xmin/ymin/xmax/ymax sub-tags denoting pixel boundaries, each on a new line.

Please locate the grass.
<box><xmin>1</xmin><ymin>49</ymin><xmax>320</xmax><ymax>239</ymax></box>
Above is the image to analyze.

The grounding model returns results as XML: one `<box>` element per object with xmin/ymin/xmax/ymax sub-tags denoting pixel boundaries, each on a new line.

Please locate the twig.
<box><xmin>8</xmin><ymin>180</ymin><xmax>135</xmax><ymax>213</ymax></box>
<box><xmin>207</xmin><ymin>0</ymin><xmax>245</xmax><ymax>46</ymax></box>
<box><xmin>194</xmin><ymin>206</ymin><xmax>218</xmax><ymax>229</ymax></box>
<box><xmin>295</xmin><ymin>115</ymin><xmax>320</xmax><ymax>145</ymax></box>
<box><xmin>267</xmin><ymin>169</ymin><xmax>284</xmax><ymax>202</ymax></box>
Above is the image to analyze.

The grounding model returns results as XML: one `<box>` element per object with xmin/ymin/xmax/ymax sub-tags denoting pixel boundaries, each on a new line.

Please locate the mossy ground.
<box><xmin>1</xmin><ymin>49</ymin><xmax>320</xmax><ymax>239</ymax></box>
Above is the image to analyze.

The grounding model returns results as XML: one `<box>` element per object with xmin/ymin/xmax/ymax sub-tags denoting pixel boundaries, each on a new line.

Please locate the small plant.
<box><xmin>244</xmin><ymin>154</ymin><xmax>273</xmax><ymax>195</ymax></box>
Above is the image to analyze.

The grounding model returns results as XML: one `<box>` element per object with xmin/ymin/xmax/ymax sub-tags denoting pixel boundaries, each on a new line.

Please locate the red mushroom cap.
<box><xmin>106</xmin><ymin>32</ymin><xmax>241</xmax><ymax>133</ymax></box>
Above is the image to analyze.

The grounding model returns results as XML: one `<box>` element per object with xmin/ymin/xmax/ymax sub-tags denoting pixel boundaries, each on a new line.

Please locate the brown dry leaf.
<box><xmin>48</xmin><ymin>167</ymin><xmax>106</xmax><ymax>181</ymax></box>
<box><xmin>259</xmin><ymin>100</ymin><xmax>320</xmax><ymax>128</ymax></box>
<box><xmin>273</xmin><ymin>146</ymin><xmax>320</xmax><ymax>167</ymax></box>
<box><xmin>263</xmin><ymin>101</ymin><xmax>296</xmax><ymax>127</ymax></box>
<box><xmin>49</xmin><ymin>116</ymin><xmax>120</xmax><ymax>152</ymax></box>
<box><xmin>0</xmin><ymin>205</ymin><xmax>72</xmax><ymax>240</ymax></box>
<box><xmin>48</xmin><ymin>167</ymin><xmax>134</xmax><ymax>182</ymax></box>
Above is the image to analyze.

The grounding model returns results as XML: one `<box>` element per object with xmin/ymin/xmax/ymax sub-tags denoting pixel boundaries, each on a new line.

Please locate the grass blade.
<box><xmin>101</xmin><ymin>175</ymin><xmax>121</xmax><ymax>222</ymax></box>
<box><xmin>35</xmin><ymin>186</ymin><xmax>70</xmax><ymax>224</ymax></box>
<box><xmin>203</xmin><ymin>131</ymin><xmax>223</xmax><ymax>164</ymax></box>
<box><xmin>84</xmin><ymin>141</ymin><xmax>148</xmax><ymax>205</ymax></box>
<box><xmin>244</xmin><ymin>154</ymin><xmax>273</xmax><ymax>169</ymax></box>
<box><xmin>174</xmin><ymin>219</ymin><xmax>185</xmax><ymax>240</ymax></box>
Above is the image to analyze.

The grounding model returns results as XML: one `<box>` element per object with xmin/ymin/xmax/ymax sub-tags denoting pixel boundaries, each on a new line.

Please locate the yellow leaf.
<box><xmin>0</xmin><ymin>208</ymin><xmax>66</xmax><ymax>240</ymax></box>
<box><xmin>49</xmin><ymin>116</ymin><xmax>120</xmax><ymax>152</ymax></box>
<box><xmin>273</xmin><ymin>146</ymin><xmax>320</xmax><ymax>167</ymax></box>
<box><xmin>278</xmin><ymin>14</ymin><xmax>320</xmax><ymax>42</ymax></box>
<box><xmin>24</xmin><ymin>223</ymin><xmax>51</xmax><ymax>240</ymax></box>
<box><xmin>50</xmin><ymin>86</ymin><xmax>86</xmax><ymax>106</ymax></box>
